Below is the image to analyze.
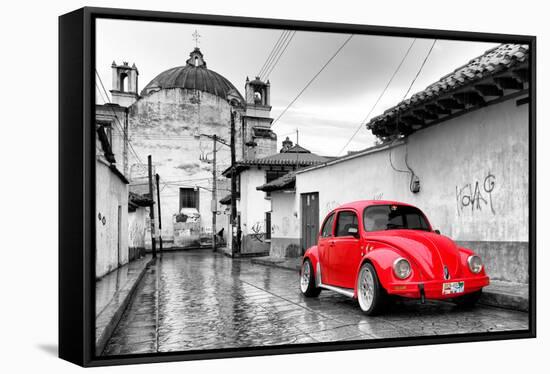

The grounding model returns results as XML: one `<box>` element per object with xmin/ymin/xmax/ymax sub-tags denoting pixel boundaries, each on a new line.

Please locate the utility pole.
<box><xmin>155</xmin><ymin>173</ymin><xmax>163</xmax><ymax>254</ymax></box>
<box><xmin>211</xmin><ymin>135</ymin><xmax>217</xmax><ymax>252</ymax></box>
<box><xmin>200</xmin><ymin>133</ymin><xmax>230</xmax><ymax>253</ymax></box>
<box><xmin>230</xmin><ymin>110</ymin><xmax>239</xmax><ymax>255</ymax></box>
<box><xmin>147</xmin><ymin>155</ymin><xmax>157</xmax><ymax>258</ymax></box>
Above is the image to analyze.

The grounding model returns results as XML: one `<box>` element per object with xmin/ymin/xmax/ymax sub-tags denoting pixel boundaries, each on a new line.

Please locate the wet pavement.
<box><xmin>102</xmin><ymin>250</ymin><xmax>528</xmax><ymax>356</ymax></box>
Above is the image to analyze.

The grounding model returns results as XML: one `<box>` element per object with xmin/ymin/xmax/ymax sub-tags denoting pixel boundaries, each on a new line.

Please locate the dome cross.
<box><xmin>192</xmin><ymin>30</ymin><xmax>201</xmax><ymax>48</ymax></box>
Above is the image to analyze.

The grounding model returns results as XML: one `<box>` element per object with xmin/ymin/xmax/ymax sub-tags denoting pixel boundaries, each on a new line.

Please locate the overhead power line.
<box><xmin>262</xmin><ymin>31</ymin><xmax>296</xmax><ymax>81</ymax></box>
<box><xmin>402</xmin><ymin>39</ymin><xmax>437</xmax><ymax>100</ymax></box>
<box><xmin>258</xmin><ymin>30</ymin><xmax>290</xmax><ymax>78</ymax></box>
<box><xmin>336</xmin><ymin>38</ymin><xmax>418</xmax><ymax>156</ymax></box>
<box><xmin>271</xmin><ymin>34</ymin><xmax>354</xmax><ymax>129</ymax></box>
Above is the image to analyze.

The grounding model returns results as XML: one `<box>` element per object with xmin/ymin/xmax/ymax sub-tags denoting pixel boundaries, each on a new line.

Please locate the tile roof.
<box><xmin>129</xmin><ymin>191</ymin><xmax>154</xmax><ymax>207</ymax></box>
<box><xmin>283</xmin><ymin>144</ymin><xmax>311</xmax><ymax>153</ymax></box>
<box><xmin>256</xmin><ymin>172</ymin><xmax>296</xmax><ymax>192</ymax></box>
<box><xmin>366</xmin><ymin>43</ymin><xmax>530</xmax><ymax>138</ymax></box>
<box><xmin>222</xmin><ymin>147</ymin><xmax>329</xmax><ymax>176</ymax></box>
<box><xmin>219</xmin><ymin>194</ymin><xmax>232</xmax><ymax>205</ymax></box>
<box><xmin>248</xmin><ymin>151</ymin><xmax>328</xmax><ymax>165</ymax></box>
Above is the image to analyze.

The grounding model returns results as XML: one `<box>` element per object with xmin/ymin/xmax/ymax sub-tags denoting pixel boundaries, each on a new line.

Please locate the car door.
<box><xmin>317</xmin><ymin>212</ymin><xmax>336</xmax><ymax>285</ymax></box>
<box><xmin>330</xmin><ymin>210</ymin><xmax>362</xmax><ymax>289</ymax></box>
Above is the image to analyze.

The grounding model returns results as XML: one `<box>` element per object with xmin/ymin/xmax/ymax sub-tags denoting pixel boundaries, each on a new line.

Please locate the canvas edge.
<box><xmin>57</xmin><ymin>6</ymin><xmax>537</xmax><ymax>368</ymax></box>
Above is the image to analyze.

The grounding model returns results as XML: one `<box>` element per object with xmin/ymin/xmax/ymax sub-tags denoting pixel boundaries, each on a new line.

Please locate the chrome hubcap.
<box><xmin>300</xmin><ymin>262</ymin><xmax>310</xmax><ymax>293</ymax></box>
<box><xmin>358</xmin><ymin>267</ymin><xmax>375</xmax><ymax>311</ymax></box>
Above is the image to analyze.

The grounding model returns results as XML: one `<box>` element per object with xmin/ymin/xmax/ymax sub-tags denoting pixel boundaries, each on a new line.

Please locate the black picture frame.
<box><xmin>59</xmin><ymin>6</ymin><xmax>536</xmax><ymax>367</ymax></box>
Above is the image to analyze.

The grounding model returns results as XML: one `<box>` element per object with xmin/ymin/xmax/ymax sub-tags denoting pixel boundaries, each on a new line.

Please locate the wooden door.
<box><xmin>301</xmin><ymin>192</ymin><xmax>319</xmax><ymax>254</ymax></box>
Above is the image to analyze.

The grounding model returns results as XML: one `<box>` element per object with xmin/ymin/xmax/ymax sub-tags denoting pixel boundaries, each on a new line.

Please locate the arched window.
<box><xmin>120</xmin><ymin>73</ymin><xmax>128</xmax><ymax>92</ymax></box>
<box><xmin>254</xmin><ymin>91</ymin><xmax>262</xmax><ymax>104</ymax></box>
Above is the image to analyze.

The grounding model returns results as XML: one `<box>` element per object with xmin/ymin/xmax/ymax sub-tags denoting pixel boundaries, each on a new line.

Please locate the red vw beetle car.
<box><xmin>300</xmin><ymin>200</ymin><xmax>490</xmax><ymax>315</ymax></box>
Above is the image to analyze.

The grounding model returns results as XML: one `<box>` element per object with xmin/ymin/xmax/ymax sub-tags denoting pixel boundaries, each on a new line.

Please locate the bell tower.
<box><xmin>242</xmin><ymin>76</ymin><xmax>277</xmax><ymax>159</ymax></box>
<box><xmin>110</xmin><ymin>61</ymin><xmax>139</xmax><ymax>107</ymax></box>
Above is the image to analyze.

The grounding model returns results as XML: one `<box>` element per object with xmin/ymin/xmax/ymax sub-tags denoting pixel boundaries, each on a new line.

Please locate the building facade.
<box><xmin>227</xmin><ymin>140</ymin><xmax>328</xmax><ymax>255</ymax></box>
<box><xmin>95</xmin><ymin>124</ymin><xmax>130</xmax><ymax>278</ymax></box>
<box><xmin>105</xmin><ymin>47</ymin><xmax>277</xmax><ymax>249</ymax></box>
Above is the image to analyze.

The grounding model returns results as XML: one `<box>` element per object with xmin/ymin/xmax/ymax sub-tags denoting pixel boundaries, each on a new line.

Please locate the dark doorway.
<box><xmin>265</xmin><ymin>212</ymin><xmax>271</xmax><ymax>240</ymax></box>
<box><xmin>301</xmin><ymin>192</ymin><xmax>319</xmax><ymax>254</ymax></box>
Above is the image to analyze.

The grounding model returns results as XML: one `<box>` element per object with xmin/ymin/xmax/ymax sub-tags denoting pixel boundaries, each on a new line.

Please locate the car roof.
<box><xmin>334</xmin><ymin>200</ymin><xmax>415</xmax><ymax>211</ymax></box>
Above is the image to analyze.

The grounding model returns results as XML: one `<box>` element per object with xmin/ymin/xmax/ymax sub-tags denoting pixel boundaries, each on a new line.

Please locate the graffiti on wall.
<box><xmin>456</xmin><ymin>172</ymin><xmax>496</xmax><ymax>216</ymax></box>
<box><xmin>250</xmin><ymin>222</ymin><xmax>265</xmax><ymax>242</ymax></box>
<box><xmin>325</xmin><ymin>200</ymin><xmax>340</xmax><ymax>213</ymax></box>
<box><xmin>372</xmin><ymin>192</ymin><xmax>384</xmax><ymax>200</ymax></box>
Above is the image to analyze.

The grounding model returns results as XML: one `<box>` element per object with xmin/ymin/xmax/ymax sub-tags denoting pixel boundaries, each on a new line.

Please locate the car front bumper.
<box><xmin>386</xmin><ymin>275</ymin><xmax>490</xmax><ymax>300</ymax></box>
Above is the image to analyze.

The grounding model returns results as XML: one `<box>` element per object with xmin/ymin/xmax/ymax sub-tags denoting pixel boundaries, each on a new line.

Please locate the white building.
<box><xmin>223</xmin><ymin>139</ymin><xmax>328</xmax><ymax>255</ymax></box>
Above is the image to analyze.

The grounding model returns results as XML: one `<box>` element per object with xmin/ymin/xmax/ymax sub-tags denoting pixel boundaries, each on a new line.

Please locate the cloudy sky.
<box><xmin>96</xmin><ymin>18</ymin><xmax>499</xmax><ymax>157</ymax></box>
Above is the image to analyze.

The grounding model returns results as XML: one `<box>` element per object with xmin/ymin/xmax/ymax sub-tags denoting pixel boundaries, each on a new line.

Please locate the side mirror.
<box><xmin>434</xmin><ymin>229</ymin><xmax>441</xmax><ymax>235</ymax></box>
<box><xmin>348</xmin><ymin>226</ymin><xmax>359</xmax><ymax>237</ymax></box>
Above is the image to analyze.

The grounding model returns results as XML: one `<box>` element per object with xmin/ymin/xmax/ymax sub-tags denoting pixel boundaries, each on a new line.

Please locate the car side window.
<box><xmin>335</xmin><ymin>211</ymin><xmax>359</xmax><ymax>237</ymax></box>
<box><xmin>321</xmin><ymin>213</ymin><xmax>335</xmax><ymax>237</ymax></box>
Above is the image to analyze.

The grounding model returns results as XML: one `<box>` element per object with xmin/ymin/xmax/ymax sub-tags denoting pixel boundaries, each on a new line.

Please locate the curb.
<box><xmin>250</xmin><ymin>257</ymin><xmax>301</xmax><ymax>272</ymax></box>
<box><xmin>95</xmin><ymin>257</ymin><xmax>155</xmax><ymax>356</ymax></box>
<box><xmin>479</xmin><ymin>289</ymin><xmax>528</xmax><ymax>312</ymax></box>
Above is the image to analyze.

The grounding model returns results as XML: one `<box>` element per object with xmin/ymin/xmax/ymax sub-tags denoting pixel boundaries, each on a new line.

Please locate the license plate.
<box><xmin>442</xmin><ymin>281</ymin><xmax>464</xmax><ymax>295</ymax></box>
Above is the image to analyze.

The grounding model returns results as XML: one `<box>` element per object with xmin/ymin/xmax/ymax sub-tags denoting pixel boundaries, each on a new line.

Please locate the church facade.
<box><xmin>100</xmin><ymin>47</ymin><xmax>277</xmax><ymax>249</ymax></box>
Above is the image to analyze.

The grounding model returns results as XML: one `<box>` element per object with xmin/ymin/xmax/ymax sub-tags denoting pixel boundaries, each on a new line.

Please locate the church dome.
<box><xmin>141</xmin><ymin>48</ymin><xmax>244</xmax><ymax>101</ymax></box>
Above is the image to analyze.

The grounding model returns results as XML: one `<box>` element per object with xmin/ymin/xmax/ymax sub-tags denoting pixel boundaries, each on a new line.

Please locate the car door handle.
<box><xmin>329</xmin><ymin>240</ymin><xmax>335</xmax><ymax>247</ymax></box>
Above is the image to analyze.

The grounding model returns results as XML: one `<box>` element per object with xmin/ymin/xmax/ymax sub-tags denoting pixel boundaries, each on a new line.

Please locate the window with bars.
<box><xmin>179</xmin><ymin>188</ymin><xmax>199</xmax><ymax>211</ymax></box>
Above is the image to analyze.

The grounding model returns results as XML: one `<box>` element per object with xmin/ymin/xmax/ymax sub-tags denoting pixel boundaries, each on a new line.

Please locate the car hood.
<box><xmin>368</xmin><ymin>230</ymin><xmax>463</xmax><ymax>280</ymax></box>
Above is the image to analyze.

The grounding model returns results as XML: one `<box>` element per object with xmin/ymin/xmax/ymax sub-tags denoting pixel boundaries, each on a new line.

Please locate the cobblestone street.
<box><xmin>103</xmin><ymin>250</ymin><xmax>528</xmax><ymax>356</ymax></box>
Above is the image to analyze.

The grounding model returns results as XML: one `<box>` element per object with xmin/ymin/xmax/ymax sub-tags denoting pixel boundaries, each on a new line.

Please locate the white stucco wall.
<box><xmin>296</xmin><ymin>96</ymin><xmax>528</xmax><ymax>241</ymax></box>
<box><xmin>240</xmin><ymin>168</ymin><xmax>271</xmax><ymax>236</ymax></box>
<box><xmin>95</xmin><ymin>159</ymin><xmax>129</xmax><ymax>279</ymax></box>
<box><xmin>128</xmin><ymin>207</ymin><xmax>148</xmax><ymax>250</ymax></box>
<box><xmin>270</xmin><ymin>191</ymin><xmax>301</xmax><ymax>257</ymax></box>
<box><xmin>271</xmin><ymin>191</ymin><xmax>300</xmax><ymax>239</ymax></box>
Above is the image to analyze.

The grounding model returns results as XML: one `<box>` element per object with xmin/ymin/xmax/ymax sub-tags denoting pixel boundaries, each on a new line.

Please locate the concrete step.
<box><xmin>479</xmin><ymin>280</ymin><xmax>529</xmax><ymax>312</ymax></box>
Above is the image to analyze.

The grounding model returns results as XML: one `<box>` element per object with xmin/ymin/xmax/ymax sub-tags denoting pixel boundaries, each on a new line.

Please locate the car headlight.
<box><xmin>468</xmin><ymin>255</ymin><xmax>483</xmax><ymax>274</ymax></box>
<box><xmin>393</xmin><ymin>258</ymin><xmax>411</xmax><ymax>279</ymax></box>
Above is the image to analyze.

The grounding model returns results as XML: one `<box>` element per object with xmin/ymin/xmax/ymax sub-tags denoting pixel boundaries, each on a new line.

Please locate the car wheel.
<box><xmin>454</xmin><ymin>290</ymin><xmax>482</xmax><ymax>309</ymax></box>
<box><xmin>300</xmin><ymin>259</ymin><xmax>321</xmax><ymax>297</ymax></box>
<box><xmin>357</xmin><ymin>262</ymin><xmax>387</xmax><ymax>315</ymax></box>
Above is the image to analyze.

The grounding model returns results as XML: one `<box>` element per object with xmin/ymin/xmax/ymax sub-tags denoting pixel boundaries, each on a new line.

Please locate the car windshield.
<box><xmin>363</xmin><ymin>204</ymin><xmax>431</xmax><ymax>232</ymax></box>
